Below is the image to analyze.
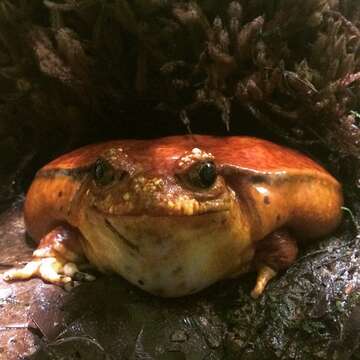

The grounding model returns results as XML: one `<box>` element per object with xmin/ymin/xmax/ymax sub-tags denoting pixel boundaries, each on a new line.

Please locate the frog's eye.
<box><xmin>187</xmin><ymin>160</ymin><xmax>217</xmax><ymax>188</ymax></box>
<box><xmin>93</xmin><ymin>159</ymin><xmax>115</xmax><ymax>186</ymax></box>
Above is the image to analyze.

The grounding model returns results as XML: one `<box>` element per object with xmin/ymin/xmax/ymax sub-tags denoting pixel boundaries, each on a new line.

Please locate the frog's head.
<box><xmin>79</xmin><ymin>144</ymin><xmax>252</xmax><ymax>297</ymax></box>
<box><xmin>85</xmin><ymin>146</ymin><xmax>235</xmax><ymax>216</ymax></box>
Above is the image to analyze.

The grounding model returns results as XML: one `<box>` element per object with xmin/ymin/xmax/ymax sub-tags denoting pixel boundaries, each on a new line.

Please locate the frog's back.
<box><xmin>41</xmin><ymin>135</ymin><xmax>323</xmax><ymax>170</ymax></box>
<box><xmin>201</xmin><ymin>136</ymin><xmax>327</xmax><ymax>173</ymax></box>
<box><xmin>41</xmin><ymin>135</ymin><xmax>329</xmax><ymax>179</ymax></box>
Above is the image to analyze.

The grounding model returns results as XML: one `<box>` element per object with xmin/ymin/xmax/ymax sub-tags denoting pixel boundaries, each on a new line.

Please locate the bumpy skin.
<box><xmin>8</xmin><ymin>136</ymin><xmax>343</xmax><ymax>297</ymax></box>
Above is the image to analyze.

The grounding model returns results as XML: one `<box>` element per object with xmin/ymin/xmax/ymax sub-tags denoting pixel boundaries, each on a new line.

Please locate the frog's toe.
<box><xmin>3</xmin><ymin>260</ymin><xmax>41</xmax><ymax>281</ymax></box>
<box><xmin>251</xmin><ymin>265</ymin><xmax>277</xmax><ymax>299</ymax></box>
<box><xmin>73</xmin><ymin>271</ymin><xmax>96</xmax><ymax>282</ymax></box>
<box><xmin>63</xmin><ymin>262</ymin><xmax>96</xmax><ymax>282</ymax></box>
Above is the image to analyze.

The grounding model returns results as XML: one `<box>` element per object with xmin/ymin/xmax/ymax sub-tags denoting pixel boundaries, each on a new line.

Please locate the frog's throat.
<box><xmin>79</xmin><ymin>201</ymin><xmax>253</xmax><ymax>297</ymax></box>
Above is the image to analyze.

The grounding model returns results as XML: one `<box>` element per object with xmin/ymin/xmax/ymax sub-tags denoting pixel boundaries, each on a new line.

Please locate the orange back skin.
<box><xmin>42</xmin><ymin>135</ymin><xmax>326</xmax><ymax>173</ymax></box>
<box><xmin>24</xmin><ymin>135</ymin><xmax>343</xmax><ymax>242</ymax></box>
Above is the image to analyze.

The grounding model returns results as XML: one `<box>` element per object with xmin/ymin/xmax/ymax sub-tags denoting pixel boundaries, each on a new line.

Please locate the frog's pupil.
<box><xmin>198</xmin><ymin>161</ymin><xmax>216</xmax><ymax>187</ymax></box>
<box><xmin>94</xmin><ymin>160</ymin><xmax>115</xmax><ymax>185</ymax></box>
<box><xmin>95</xmin><ymin>162</ymin><xmax>104</xmax><ymax>179</ymax></box>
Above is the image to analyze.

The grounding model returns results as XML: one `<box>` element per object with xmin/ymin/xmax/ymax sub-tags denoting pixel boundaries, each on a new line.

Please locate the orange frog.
<box><xmin>4</xmin><ymin>136</ymin><xmax>343</xmax><ymax>298</ymax></box>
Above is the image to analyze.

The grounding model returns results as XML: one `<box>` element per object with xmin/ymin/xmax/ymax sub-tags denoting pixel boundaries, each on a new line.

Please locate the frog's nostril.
<box><xmin>117</xmin><ymin>170</ymin><xmax>128</xmax><ymax>181</ymax></box>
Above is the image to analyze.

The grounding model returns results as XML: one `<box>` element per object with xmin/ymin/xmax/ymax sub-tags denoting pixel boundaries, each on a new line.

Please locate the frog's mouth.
<box><xmin>92</xmin><ymin>193</ymin><xmax>233</xmax><ymax>217</ymax></box>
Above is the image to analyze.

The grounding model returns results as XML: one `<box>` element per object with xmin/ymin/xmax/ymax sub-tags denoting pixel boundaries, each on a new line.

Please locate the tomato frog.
<box><xmin>4</xmin><ymin>136</ymin><xmax>343</xmax><ymax>298</ymax></box>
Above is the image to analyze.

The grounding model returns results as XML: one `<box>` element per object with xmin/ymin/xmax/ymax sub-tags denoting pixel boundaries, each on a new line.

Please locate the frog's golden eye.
<box><xmin>187</xmin><ymin>160</ymin><xmax>217</xmax><ymax>188</ymax></box>
<box><xmin>93</xmin><ymin>159</ymin><xmax>115</xmax><ymax>186</ymax></box>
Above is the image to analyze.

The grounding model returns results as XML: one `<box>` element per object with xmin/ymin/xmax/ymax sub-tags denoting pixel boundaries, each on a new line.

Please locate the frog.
<box><xmin>3</xmin><ymin>135</ymin><xmax>343</xmax><ymax>298</ymax></box>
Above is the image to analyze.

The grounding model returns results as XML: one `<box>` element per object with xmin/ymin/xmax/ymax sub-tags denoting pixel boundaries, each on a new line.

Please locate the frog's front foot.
<box><xmin>3</xmin><ymin>257</ymin><xmax>95</xmax><ymax>285</ymax></box>
<box><xmin>3</xmin><ymin>225</ymin><xmax>95</xmax><ymax>286</ymax></box>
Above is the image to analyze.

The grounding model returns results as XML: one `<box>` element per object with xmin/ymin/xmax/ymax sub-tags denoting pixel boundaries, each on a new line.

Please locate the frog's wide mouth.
<box><xmin>92</xmin><ymin>204</ymin><xmax>230</xmax><ymax>218</ymax></box>
<box><xmin>92</xmin><ymin>198</ymin><xmax>231</xmax><ymax>217</ymax></box>
<box><xmin>91</xmin><ymin>192</ymin><xmax>233</xmax><ymax>217</ymax></box>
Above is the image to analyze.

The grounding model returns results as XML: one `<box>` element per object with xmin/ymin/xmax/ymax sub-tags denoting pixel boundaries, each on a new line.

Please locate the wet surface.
<box><xmin>0</xmin><ymin>199</ymin><xmax>359</xmax><ymax>359</ymax></box>
<box><xmin>0</xmin><ymin>199</ymin><xmax>62</xmax><ymax>359</ymax></box>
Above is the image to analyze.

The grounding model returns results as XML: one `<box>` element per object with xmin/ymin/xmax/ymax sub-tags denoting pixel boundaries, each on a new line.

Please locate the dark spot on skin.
<box><xmin>251</xmin><ymin>175</ymin><xmax>267</xmax><ymax>183</ymax></box>
<box><xmin>59</xmin><ymin>206</ymin><xmax>64</xmax><ymax>211</ymax></box>
<box><xmin>263</xmin><ymin>196</ymin><xmax>270</xmax><ymax>205</ymax></box>
<box><xmin>172</xmin><ymin>266</ymin><xmax>182</xmax><ymax>275</ymax></box>
<box><xmin>138</xmin><ymin>279</ymin><xmax>144</xmax><ymax>286</ymax></box>
<box><xmin>277</xmin><ymin>214</ymin><xmax>281</xmax><ymax>222</ymax></box>
<box><xmin>58</xmin><ymin>191</ymin><xmax>63</xmax><ymax>198</ymax></box>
